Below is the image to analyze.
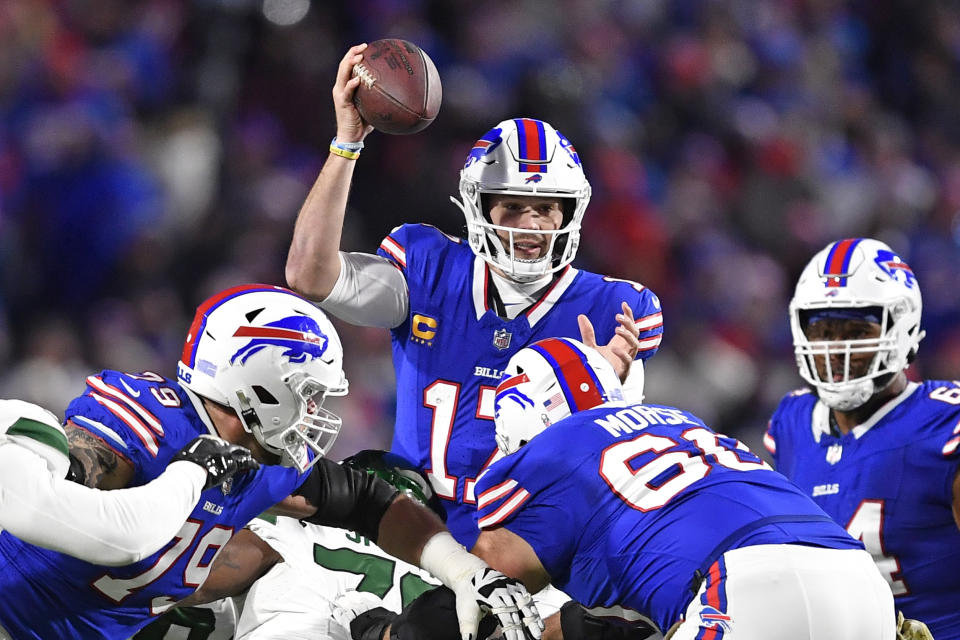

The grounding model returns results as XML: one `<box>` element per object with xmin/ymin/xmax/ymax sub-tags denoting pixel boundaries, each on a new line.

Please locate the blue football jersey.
<box><xmin>377</xmin><ymin>224</ymin><xmax>664</xmax><ymax>547</ymax></box>
<box><xmin>0</xmin><ymin>370</ymin><xmax>305</xmax><ymax>639</ymax></box>
<box><xmin>766</xmin><ymin>380</ymin><xmax>960</xmax><ymax>639</ymax></box>
<box><xmin>475</xmin><ymin>402</ymin><xmax>859</xmax><ymax>632</ymax></box>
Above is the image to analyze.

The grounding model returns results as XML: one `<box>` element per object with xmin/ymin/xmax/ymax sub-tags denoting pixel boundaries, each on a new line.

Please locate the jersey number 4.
<box><xmin>846</xmin><ymin>500</ymin><xmax>909</xmax><ymax>596</ymax></box>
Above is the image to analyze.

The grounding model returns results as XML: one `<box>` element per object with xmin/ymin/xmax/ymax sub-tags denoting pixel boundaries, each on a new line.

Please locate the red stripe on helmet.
<box><xmin>496</xmin><ymin>373</ymin><xmax>530</xmax><ymax>394</ymax></box>
<box><xmin>233</xmin><ymin>326</ymin><xmax>322</xmax><ymax>344</ymax></box>
<box><xmin>180</xmin><ymin>284</ymin><xmax>289</xmax><ymax>367</ymax></box>
<box><xmin>533</xmin><ymin>338</ymin><xmax>604</xmax><ymax>411</ymax></box>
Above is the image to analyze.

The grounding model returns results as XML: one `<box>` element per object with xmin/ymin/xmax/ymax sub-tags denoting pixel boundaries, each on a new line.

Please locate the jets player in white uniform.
<box><xmin>0</xmin><ymin>398</ymin><xmax>255</xmax><ymax>566</ymax></box>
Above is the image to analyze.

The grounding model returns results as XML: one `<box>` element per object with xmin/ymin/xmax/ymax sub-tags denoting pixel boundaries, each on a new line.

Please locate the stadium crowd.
<box><xmin>2</xmin><ymin>0</ymin><xmax>960</xmax><ymax>460</ymax></box>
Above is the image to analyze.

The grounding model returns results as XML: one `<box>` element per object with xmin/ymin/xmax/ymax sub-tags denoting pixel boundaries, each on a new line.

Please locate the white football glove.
<box><xmin>419</xmin><ymin>532</ymin><xmax>543</xmax><ymax>640</ymax></box>
<box><xmin>455</xmin><ymin>567</ymin><xmax>542</xmax><ymax>640</ymax></box>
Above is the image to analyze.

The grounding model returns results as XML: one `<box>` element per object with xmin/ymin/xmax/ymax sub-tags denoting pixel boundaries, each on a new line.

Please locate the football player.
<box><xmin>0</xmin><ymin>284</ymin><xmax>539</xmax><ymax>640</ymax></box>
<box><xmin>765</xmin><ymin>238</ymin><xmax>957</xmax><ymax>638</ymax></box>
<box><xmin>471</xmin><ymin>337</ymin><xmax>896</xmax><ymax>639</ymax></box>
<box><xmin>0</xmin><ymin>398</ymin><xmax>254</xmax><ymax>565</ymax></box>
<box><xmin>285</xmin><ymin>42</ymin><xmax>663</xmax><ymax>554</ymax></box>
<box><xmin>149</xmin><ymin>450</ymin><xmax>484</xmax><ymax>640</ymax></box>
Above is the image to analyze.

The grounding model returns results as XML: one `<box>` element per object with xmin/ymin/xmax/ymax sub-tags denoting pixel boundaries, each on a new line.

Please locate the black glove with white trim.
<box><xmin>172</xmin><ymin>435</ymin><xmax>259</xmax><ymax>491</ymax></box>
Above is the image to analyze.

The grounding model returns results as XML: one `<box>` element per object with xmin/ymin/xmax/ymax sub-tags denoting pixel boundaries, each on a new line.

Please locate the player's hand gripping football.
<box><xmin>333</xmin><ymin>44</ymin><xmax>375</xmax><ymax>144</ymax></box>
<box><xmin>578</xmin><ymin>301</ymin><xmax>641</xmax><ymax>382</ymax></box>
<box><xmin>172</xmin><ymin>434</ymin><xmax>259</xmax><ymax>491</ymax></box>
<box><xmin>455</xmin><ymin>567</ymin><xmax>542</xmax><ymax>640</ymax></box>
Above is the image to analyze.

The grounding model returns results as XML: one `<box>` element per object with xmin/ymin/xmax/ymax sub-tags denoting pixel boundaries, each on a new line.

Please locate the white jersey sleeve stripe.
<box><xmin>379</xmin><ymin>237</ymin><xmax>407</xmax><ymax>268</ymax></box>
<box><xmin>637</xmin><ymin>335</ymin><xmax>662</xmax><ymax>352</ymax></box>
<box><xmin>89</xmin><ymin>392</ymin><xmax>160</xmax><ymax>456</ymax></box>
<box><xmin>478</xmin><ymin>488</ymin><xmax>530</xmax><ymax>529</ymax></box>
<box><xmin>87</xmin><ymin>376</ymin><xmax>164</xmax><ymax>435</ymax></box>
<box><xmin>634</xmin><ymin>312</ymin><xmax>663</xmax><ymax>332</ymax></box>
<box><xmin>763</xmin><ymin>431</ymin><xmax>777</xmax><ymax>455</ymax></box>
<box><xmin>476</xmin><ymin>479</ymin><xmax>518</xmax><ymax>509</ymax></box>
<box><xmin>71</xmin><ymin>415</ymin><xmax>130</xmax><ymax>451</ymax></box>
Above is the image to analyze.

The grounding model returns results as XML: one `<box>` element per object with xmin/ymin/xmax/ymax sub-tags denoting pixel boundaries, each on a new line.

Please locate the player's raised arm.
<box><xmin>285</xmin><ymin>43</ymin><xmax>374</xmax><ymax>300</ymax></box>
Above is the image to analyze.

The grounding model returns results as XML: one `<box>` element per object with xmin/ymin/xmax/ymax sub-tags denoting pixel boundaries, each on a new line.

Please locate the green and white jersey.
<box><xmin>235</xmin><ymin>516</ymin><xmax>441</xmax><ymax>640</ymax></box>
<box><xmin>0</xmin><ymin>399</ymin><xmax>69</xmax><ymax>477</ymax></box>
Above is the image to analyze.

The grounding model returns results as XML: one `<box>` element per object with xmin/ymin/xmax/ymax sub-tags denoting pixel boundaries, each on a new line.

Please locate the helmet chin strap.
<box><xmin>819</xmin><ymin>380</ymin><xmax>874</xmax><ymax>412</ymax></box>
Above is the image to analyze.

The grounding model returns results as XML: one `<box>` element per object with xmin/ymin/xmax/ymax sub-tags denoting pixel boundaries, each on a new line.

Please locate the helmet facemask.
<box><xmin>451</xmin><ymin>118</ymin><xmax>591</xmax><ymax>283</ymax></box>
<box><xmin>789</xmin><ymin>239</ymin><xmax>924</xmax><ymax>412</ymax></box>
<box><xmin>235</xmin><ymin>369</ymin><xmax>347</xmax><ymax>472</ymax></box>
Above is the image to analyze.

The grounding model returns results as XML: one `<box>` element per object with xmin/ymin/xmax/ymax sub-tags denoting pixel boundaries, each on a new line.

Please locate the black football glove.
<box><xmin>560</xmin><ymin>602</ymin><xmax>659</xmax><ymax>640</ymax></box>
<box><xmin>172</xmin><ymin>435</ymin><xmax>259</xmax><ymax>491</ymax></box>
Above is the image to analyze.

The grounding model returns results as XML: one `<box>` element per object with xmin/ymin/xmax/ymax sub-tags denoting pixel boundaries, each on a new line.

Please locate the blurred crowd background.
<box><xmin>2</xmin><ymin>0</ymin><xmax>960</xmax><ymax>459</ymax></box>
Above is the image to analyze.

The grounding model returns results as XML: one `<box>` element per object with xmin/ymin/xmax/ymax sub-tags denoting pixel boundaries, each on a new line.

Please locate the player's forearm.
<box><xmin>286</xmin><ymin>154</ymin><xmax>357</xmax><ymax>300</ymax></box>
<box><xmin>377</xmin><ymin>495</ymin><xmax>447</xmax><ymax>566</ymax></box>
<box><xmin>0</xmin><ymin>446</ymin><xmax>205</xmax><ymax>566</ymax></box>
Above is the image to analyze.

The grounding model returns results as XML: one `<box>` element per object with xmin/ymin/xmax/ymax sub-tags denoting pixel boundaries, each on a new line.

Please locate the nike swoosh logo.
<box><xmin>119</xmin><ymin>378</ymin><xmax>141</xmax><ymax>398</ymax></box>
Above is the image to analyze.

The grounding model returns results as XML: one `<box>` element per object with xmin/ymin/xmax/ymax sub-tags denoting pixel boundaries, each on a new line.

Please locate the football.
<box><xmin>352</xmin><ymin>39</ymin><xmax>442</xmax><ymax>135</ymax></box>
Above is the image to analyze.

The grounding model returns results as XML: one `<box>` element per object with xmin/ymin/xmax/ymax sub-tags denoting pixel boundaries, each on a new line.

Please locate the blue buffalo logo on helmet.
<box><xmin>874</xmin><ymin>249</ymin><xmax>917</xmax><ymax>289</ymax></box>
<box><xmin>494</xmin><ymin>372</ymin><xmax>534</xmax><ymax>416</ymax></box>
<box><xmin>230</xmin><ymin>316</ymin><xmax>329</xmax><ymax>365</ymax></box>
<box><xmin>557</xmin><ymin>130</ymin><xmax>581</xmax><ymax>166</ymax></box>
<box><xmin>464</xmin><ymin>127</ymin><xmax>503</xmax><ymax>168</ymax></box>
<box><xmin>524</xmin><ymin>174</ymin><xmax>543</xmax><ymax>184</ymax></box>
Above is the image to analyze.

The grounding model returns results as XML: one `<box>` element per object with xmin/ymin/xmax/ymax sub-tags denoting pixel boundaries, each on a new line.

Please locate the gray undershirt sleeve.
<box><xmin>318</xmin><ymin>252</ymin><xmax>410</xmax><ymax>329</ymax></box>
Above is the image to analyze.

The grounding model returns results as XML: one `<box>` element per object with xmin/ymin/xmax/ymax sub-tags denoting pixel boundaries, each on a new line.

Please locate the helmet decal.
<box><xmin>464</xmin><ymin>127</ymin><xmax>503</xmax><ymax>169</ymax></box>
<box><xmin>822</xmin><ymin>238</ymin><xmax>864</xmax><ymax>287</ymax></box>
<box><xmin>494</xmin><ymin>372</ymin><xmax>534</xmax><ymax>415</ymax></box>
<box><xmin>181</xmin><ymin>284</ymin><xmax>292</xmax><ymax>368</ymax></box>
<box><xmin>493</xmin><ymin>338</ymin><xmax>623</xmax><ymax>456</ymax></box>
<box><xmin>557</xmin><ymin>131</ymin><xmax>581</xmax><ymax>166</ymax></box>
<box><xmin>874</xmin><ymin>249</ymin><xmax>916</xmax><ymax>288</ymax></box>
<box><xmin>530</xmin><ymin>338</ymin><xmax>605</xmax><ymax>412</ymax></box>
<box><xmin>515</xmin><ymin>118</ymin><xmax>549</xmax><ymax>172</ymax></box>
<box><xmin>230</xmin><ymin>317</ymin><xmax>330</xmax><ymax>365</ymax></box>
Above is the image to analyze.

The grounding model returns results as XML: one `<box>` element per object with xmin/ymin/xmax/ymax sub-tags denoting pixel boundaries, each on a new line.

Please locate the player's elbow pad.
<box><xmin>294</xmin><ymin>457</ymin><xmax>399</xmax><ymax>542</ymax></box>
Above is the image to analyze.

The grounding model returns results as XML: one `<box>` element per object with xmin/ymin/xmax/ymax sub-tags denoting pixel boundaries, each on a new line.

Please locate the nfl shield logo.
<box><xmin>826</xmin><ymin>443</ymin><xmax>843</xmax><ymax>465</ymax></box>
<box><xmin>493</xmin><ymin>329</ymin><xmax>512</xmax><ymax>350</ymax></box>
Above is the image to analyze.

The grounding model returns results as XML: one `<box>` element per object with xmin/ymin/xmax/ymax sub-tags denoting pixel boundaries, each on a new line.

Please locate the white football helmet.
<box><xmin>178</xmin><ymin>284</ymin><xmax>348</xmax><ymax>472</ymax></box>
<box><xmin>790</xmin><ymin>238</ymin><xmax>925</xmax><ymax>411</ymax></box>
<box><xmin>451</xmin><ymin>118</ymin><xmax>591</xmax><ymax>282</ymax></box>
<box><xmin>494</xmin><ymin>338</ymin><xmax>623</xmax><ymax>455</ymax></box>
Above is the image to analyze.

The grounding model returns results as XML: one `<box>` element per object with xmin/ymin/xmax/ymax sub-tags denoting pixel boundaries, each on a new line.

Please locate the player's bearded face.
<box><xmin>488</xmin><ymin>196</ymin><xmax>564</xmax><ymax>260</ymax></box>
<box><xmin>804</xmin><ymin>318</ymin><xmax>883</xmax><ymax>381</ymax></box>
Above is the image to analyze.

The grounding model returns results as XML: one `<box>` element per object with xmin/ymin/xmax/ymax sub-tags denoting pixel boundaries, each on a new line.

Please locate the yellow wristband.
<box><xmin>329</xmin><ymin>144</ymin><xmax>360</xmax><ymax>160</ymax></box>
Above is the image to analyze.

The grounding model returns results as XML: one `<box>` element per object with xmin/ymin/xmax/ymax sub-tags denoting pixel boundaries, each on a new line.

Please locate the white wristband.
<box><xmin>419</xmin><ymin>531</ymin><xmax>487</xmax><ymax>585</ymax></box>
